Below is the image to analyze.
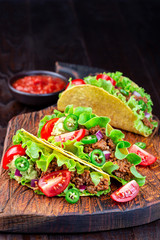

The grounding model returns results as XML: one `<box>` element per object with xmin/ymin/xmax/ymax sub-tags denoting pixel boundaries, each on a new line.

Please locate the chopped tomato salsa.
<box><xmin>12</xmin><ymin>75</ymin><xmax>66</xmax><ymax>94</ymax></box>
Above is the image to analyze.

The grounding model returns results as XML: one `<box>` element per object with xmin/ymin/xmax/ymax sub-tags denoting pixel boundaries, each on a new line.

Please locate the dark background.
<box><xmin>0</xmin><ymin>0</ymin><xmax>160</xmax><ymax>239</ymax></box>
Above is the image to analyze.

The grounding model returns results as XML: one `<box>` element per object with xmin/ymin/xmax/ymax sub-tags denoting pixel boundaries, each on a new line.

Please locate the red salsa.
<box><xmin>12</xmin><ymin>75</ymin><xmax>66</xmax><ymax>94</ymax></box>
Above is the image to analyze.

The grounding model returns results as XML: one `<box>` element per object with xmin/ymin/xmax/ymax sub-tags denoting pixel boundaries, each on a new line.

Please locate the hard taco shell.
<box><xmin>57</xmin><ymin>85</ymin><xmax>146</xmax><ymax>136</ymax></box>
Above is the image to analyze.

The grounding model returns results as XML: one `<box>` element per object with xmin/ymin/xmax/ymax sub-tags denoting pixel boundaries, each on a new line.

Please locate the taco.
<box><xmin>38</xmin><ymin>105</ymin><xmax>146</xmax><ymax>187</ymax></box>
<box><xmin>2</xmin><ymin>129</ymin><xmax>111</xmax><ymax>203</ymax></box>
<box><xmin>57</xmin><ymin>72</ymin><xmax>158</xmax><ymax>137</ymax></box>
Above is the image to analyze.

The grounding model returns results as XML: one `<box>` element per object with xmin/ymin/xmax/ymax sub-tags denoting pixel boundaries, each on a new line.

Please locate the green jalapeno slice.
<box><xmin>120</xmin><ymin>89</ymin><xmax>129</xmax><ymax>96</ymax></box>
<box><xmin>65</xmin><ymin>188</ymin><xmax>80</xmax><ymax>204</ymax></box>
<box><xmin>63</xmin><ymin>114</ymin><xmax>78</xmax><ymax>131</ymax></box>
<box><xmin>135</xmin><ymin>142</ymin><xmax>146</xmax><ymax>149</ymax></box>
<box><xmin>81</xmin><ymin>135</ymin><xmax>98</xmax><ymax>144</ymax></box>
<box><xmin>15</xmin><ymin>157</ymin><xmax>29</xmax><ymax>172</ymax></box>
<box><xmin>90</xmin><ymin>149</ymin><xmax>106</xmax><ymax>167</ymax></box>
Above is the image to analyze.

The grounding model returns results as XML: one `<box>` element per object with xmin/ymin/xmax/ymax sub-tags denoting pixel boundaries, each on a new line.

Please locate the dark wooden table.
<box><xmin>0</xmin><ymin>0</ymin><xmax>160</xmax><ymax>239</ymax></box>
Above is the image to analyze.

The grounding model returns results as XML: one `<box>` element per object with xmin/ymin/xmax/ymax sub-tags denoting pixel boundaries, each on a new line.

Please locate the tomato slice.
<box><xmin>2</xmin><ymin>144</ymin><xmax>26</xmax><ymax>170</ymax></box>
<box><xmin>54</xmin><ymin>129</ymin><xmax>86</xmax><ymax>143</ymax></box>
<box><xmin>96</xmin><ymin>74</ymin><xmax>116</xmax><ymax>86</ymax></box>
<box><xmin>111</xmin><ymin>180</ymin><xmax>139</xmax><ymax>202</ymax></box>
<box><xmin>41</xmin><ymin>118</ymin><xmax>59</xmax><ymax>140</ymax></box>
<box><xmin>65</xmin><ymin>79</ymin><xmax>85</xmax><ymax>90</ymax></box>
<box><xmin>129</xmin><ymin>144</ymin><xmax>157</xmax><ymax>166</ymax></box>
<box><xmin>38</xmin><ymin>170</ymin><xmax>71</xmax><ymax>197</ymax></box>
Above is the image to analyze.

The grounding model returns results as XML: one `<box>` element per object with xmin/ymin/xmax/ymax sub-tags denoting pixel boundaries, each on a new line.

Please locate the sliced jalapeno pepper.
<box><xmin>135</xmin><ymin>142</ymin><xmax>146</xmax><ymax>149</ymax></box>
<box><xmin>65</xmin><ymin>188</ymin><xmax>80</xmax><ymax>204</ymax></box>
<box><xmin>15</xmin><ymin>157</ymin><xmax>29</xmax><ymax>172</ymax></box>
<box><xmin>90</xmin><ymin>149</ymin><xmax>106</xmax><ymax>167</ymax></box>
<box><xmin>120</xmin><ymin>89</ymin><xmax>129</xmax><ymax>96</ymax></box>
<box><xmin>81</xmin><ymin>135</ymin><xmax>98</xmax><ymax>144</ymax></box>
<box><xmin>63</xmin><ymin>114</ymin><xmax>78</xmax><ymax>132</ymax></box>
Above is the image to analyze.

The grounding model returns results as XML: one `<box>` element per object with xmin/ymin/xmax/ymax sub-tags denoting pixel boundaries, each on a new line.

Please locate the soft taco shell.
<box><xmin>57</xmin><ymin>85</ymin><xmax>146</xmax><ymax>136</ymax></box>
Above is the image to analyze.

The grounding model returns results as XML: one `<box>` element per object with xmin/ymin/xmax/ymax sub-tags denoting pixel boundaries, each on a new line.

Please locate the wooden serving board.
<box><xmin>0</xmin><ymin>106</ymin><xmax>160</xmax><ymax>233</ymax></box>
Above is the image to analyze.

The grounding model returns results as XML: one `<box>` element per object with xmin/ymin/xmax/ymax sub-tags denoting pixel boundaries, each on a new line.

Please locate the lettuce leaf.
<box><xmin>101</xmin><ymin>160</ymin><xmax>145</xmax><ymax>186</ymax></box>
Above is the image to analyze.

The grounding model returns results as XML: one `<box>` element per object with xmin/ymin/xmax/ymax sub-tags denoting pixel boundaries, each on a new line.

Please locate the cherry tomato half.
<box><xmin>65</xmin><ymin>79</ymin><xmax>85</xmax><ymax>90</ymax></box>
<box><xmin>54</xmin><ymin>129</ymin><xmax>86</xmax><ymax>143</ymax></box>
<box><xmin>96</xmin><ymin>74</ymin><xmax>116</xmax><ymax>86</ymax></box>
<box><xmin>111</xmin><ymin>180</ymin><xmax>139</xmax><ymax>203</ymax></box>
<box><xmin>38</xmin><ymin>170</ymin><xmax>71</xmax><ymax>197</ymax></box>
<box><xmin>41</xmin><ymin>118</ymin><xmax>59</xmax><ymax>140</ymax></box>
<box><xmin>2</xmin><ymin>144</ymin><xmax>26</xmax><ymax>170</ymax></box>
<box><xmin>129</xmin><ymin>144</ymin><xmax>157</xmax><ymax>166</ymax></box>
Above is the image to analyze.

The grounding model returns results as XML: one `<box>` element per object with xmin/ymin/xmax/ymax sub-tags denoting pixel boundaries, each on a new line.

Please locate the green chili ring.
<box><xmin>90</xmin><ymin>149</ymin><xmax>106</xmax><ymax>167</ymax></box>
<box><xmin>81</xmin><ymin>135</ymin><xmax>98</xmax><ymax>144</ymax></box>
<box><xmin>63</xmin><ymin>114</ymin><xmax>78</xmax><ymax>131</ymax></box>
<box><xmin>120</xmin><ymin>89</ymin><xmax>129</xmax><ymax>96</ymax></box>
<box><xmin>15</xmin><ymin>157</ymin><xmax>29</xmax><ymax>172</ymax></box>
<box><xmin>65</xmin><ymin>188</ymin><xmax>80</xmax><ymax>204</ymax></box>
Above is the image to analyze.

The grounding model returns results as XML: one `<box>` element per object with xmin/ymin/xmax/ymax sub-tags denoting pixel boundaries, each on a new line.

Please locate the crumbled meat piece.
<box><xmin>34</xmin><ymin>164</ymin><xmax>42</xmax><ymax>178</ymax></box>
<box><xmin>92</xmin><ymin>139</ymin><xmax>109</xmax><ymax>151</ymax></box>
<box><xmin>134</xmin><ymin>96</ymin><xmax>148</xmax><ymax>104</ymax></box>
<box><xmin>71</xmin><ymin>170</ymin><xmax>109</xmax><ymax>194</ymax></box>
<box><xmin>142</xmin><ymin>117</ymin><xmax>154</xmax><ymax>129</ymax></box>
<box><xmin>107</xmin><ymin>139</ymin><xmax>116</xmax><ymax>150</ymax></box>
<box><xmin>112</xmin><ymin>159</ymin><xmax>133</xmax><ymax>181</ymax></box>
<box><xmin>84</xmin><ymin>144</ymin><xmax>94</xmax><ymax>153</ymax></box>
<box><xmin>89</xmin><ymin>125</ymin><xmax>104</xmax><ymax>135</ymax></box>
<box><xmin>136</xmin><ymin>109</ymin><xmax>140</xmax><ymax>114</ymax></box>
<box><xmin>126</xmin><ymin>92</ymin><xmax>132</xmax><ymax>102</ymax></box>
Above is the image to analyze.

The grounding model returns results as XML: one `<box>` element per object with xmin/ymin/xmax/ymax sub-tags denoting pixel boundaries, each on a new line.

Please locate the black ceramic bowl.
<box><xmin>8</xmin><ymin>70</ymin><xmax>68</xmax><ymax>106</ymax></box>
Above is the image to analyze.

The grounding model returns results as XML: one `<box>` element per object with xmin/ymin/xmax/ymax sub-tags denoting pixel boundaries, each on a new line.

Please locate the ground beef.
<box><xmin>89</xmin><ymin>125</ymin><xmax>103</xmax><ymax>135</ymax></box>
<box><xmin>35</xmin><ymin>164</ymin><xmax>42</xmax><ymax>178</ymax></box>
<box><xmin>112</xmin><ymin>159</ymin><xmax>133</xmax><ymax>182</ymax></box>
<box><xmin>142</xmin><ymin>117</ymin><xmax>154</xmax><ymax>129</ymax></box>
<box><xmin>71</xmin><ymin>170</ymin><xmax>109</xmax><ymax>194</ymax></box>
<box><xmin>92</xmin><ymin>139</ymin><xmax>110</xmax><ymax>151</ymax></box>
<box><xmin>134</xmin><ymin>96</ymin><xmax>148</xmax><ymax>104</ymax></box>
<box><xmin>83</xmin><ymin>126</ymin><xmax>115</xmax><ymax>153</ymax></box>
<box><xmin>125</xmin><ymin>92</ymin><xmax>132</xmax><ymax>102</ymax></box>
<box><xmin>34</xmin><ymin>157</ymin><xmax>67</xmax><ymax>179</ymax></box>
<box><xmin>83</xmin><ymin>125</ymin><xmax>133</xmax><ymax>181</ymax></box>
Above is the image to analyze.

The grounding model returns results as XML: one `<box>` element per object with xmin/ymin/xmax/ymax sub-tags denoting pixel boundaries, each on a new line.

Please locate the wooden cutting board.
<box><xmin>0</xmin><ymin>106</ymin><xmax>160</xmax><ymax>233</ymax></box>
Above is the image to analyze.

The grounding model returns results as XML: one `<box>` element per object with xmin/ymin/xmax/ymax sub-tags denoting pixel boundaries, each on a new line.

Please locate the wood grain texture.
<box><xmin>0</xmin><ymin>107</ymin><xmax>159</xmax><ymax>233</ymax></box>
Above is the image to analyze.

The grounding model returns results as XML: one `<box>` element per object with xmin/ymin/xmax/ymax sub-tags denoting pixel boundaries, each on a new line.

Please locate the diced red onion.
<box><xmin>96</xmin><ymin>130</ymin><xmax>103</xmax><ymax>140</ymax></box>
<box><xmin>15</xmin><ymin>169</ymin><xmax>22</xmax><ymax>177</ymax></box>
<box><xmin>133</xmin><ymin>91</ymin><xmax>141</xmax><ymax>97</ymax></box>
<box><xmin>31</xmin><ymin>179</ymin><xmax>39</xmax><ymax>188</ymax></box>
<box><xmin>79</xmin><ymin>185</ymin><xmax>86</xmax><ymax>191</ymax></box>
<box><xmin>145</xmin><ymin>112</ymin><xmax>151</xmax><ymax>118</ymax></box>
<box><xmin>115</xmin><ymin>86</ymin><xmax>118</xmax><ymax>89</ymax></box>
<box><xmin>103</xmin><ymin>150</ymin><xmax>111</xmax><ymax>160</ymax></box>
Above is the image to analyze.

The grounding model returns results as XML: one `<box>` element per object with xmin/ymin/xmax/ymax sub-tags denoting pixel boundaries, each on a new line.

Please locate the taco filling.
<box><xmin>3</xmin><ymin>129</ymin><xmax>110</xmax><ymax>203</ymax></box>
<box><xmin>38</xmin><ymin>105</ymin><xmax>146</xmax><ymax>186</ymax></box>
<box><xmin>57</xmin><ymin>72</ymin><xmax>158</xmax><ymax>136</ymax></box>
